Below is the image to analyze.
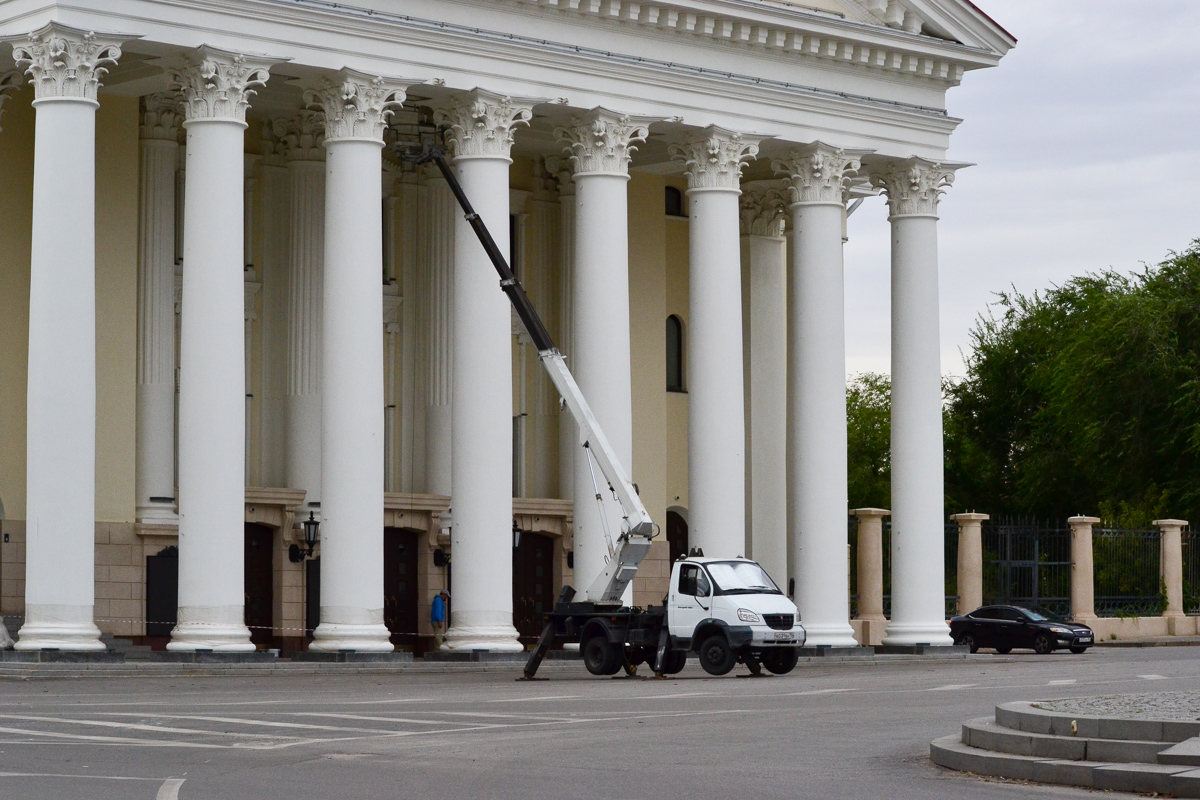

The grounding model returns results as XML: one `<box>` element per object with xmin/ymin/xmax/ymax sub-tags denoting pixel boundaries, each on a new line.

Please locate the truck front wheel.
<box><xmin>698</xmin><ymin>635</ymin><xmax>737</xmax><ymax>676</ymax></box>
<box><xmin>761</xmin><ymin>647</ymin><xmax>799</xmax><ymax>675</ymax></box>
<box><xmin>583</xmin><ymin>636</ymin><xmax>622</xmax><ymax>676</ymax></box>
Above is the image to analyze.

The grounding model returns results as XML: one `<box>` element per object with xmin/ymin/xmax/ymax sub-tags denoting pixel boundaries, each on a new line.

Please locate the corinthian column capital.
<box><xmin>11</xmin><ymin>23</ymin><xmax>128</xmax><ymax>103</ymax></box>
<box><xmin>668</xmin><ymin>125</ymin><xmax>765</xmax><ymax>192</ymax></box>
<box><xmin>555</xmin><ymin>108</ymin><xmax>659</xmax><ymax>177</ymax></box>
<box><xmin>433</xmin><ymin>88</ymin><xmax>543</xmax><ymax>160</ymax></box>
<box><xmin>304</xmin><ymin>68</ymin><xmax>411</xmax><ymax>143</ymax></box>
<box><xmin>170</xmin><ymin>46</ymin><xmax>278</xmax><ymax>124</ymax></box>
<box><xmin>276</xmin><ymin>109</ymin><xmax>326</xmax><ymax>161</ymax></box>
<box><xmin>738</xmin><ymin>182</ymin><xmax>788</xmax><ymax>238</ymax></box>
<box><xmin>773</xmin><ymin>142</ymin><xmax>873</xmax><ymax>206</ymax></box>
<box><xmin>867</xmin><ymin>156</ymin><xmax>970</xmax><ymax>217</ymax></box>
<box><xmin>0</xmin><ymin>71</ymin><xmax>21</xmax><ymax>132</ymax></box>
<box><xmin>140</xmin><ymin>92</ymin><xmax>183</xmax><ymax>141</ymax></box>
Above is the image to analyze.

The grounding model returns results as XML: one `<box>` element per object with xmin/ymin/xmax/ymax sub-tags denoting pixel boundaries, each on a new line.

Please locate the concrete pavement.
<box><xmin>0</xmin><ymin>647</ymin><xmax>1196</xmax><ymax>798</ymax></box>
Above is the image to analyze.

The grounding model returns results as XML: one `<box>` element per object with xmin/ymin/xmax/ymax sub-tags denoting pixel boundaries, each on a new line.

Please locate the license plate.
<box><xmin>1078</xmin><ymin>636</ymin><xmax>1092</xmax><ymax>642</ymax></box>
<box><xmin>772</xmin><ymin>632</ymin><xmax>795</xmax><ymax>641</ymax></box>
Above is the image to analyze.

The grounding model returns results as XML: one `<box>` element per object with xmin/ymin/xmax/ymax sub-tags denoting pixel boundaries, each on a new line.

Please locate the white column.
<box><xmin>669</xmin><ymin>127</ymin><xmax>762</xmax><ymax>558</ymax></box>
<box><xmin>775</xmin><ymin>144</ymin><xmax>869</xmax><ymax>646</ymax></box>
<box><xmin>281</xmin><ymin>110</ymin><xmax>326</xmax><ymax>506</ymax></box>
<box><xmin>434</xmin><ymin>89</ymin><xmax>540</xmax><ymax>652</ymax></box>
<box><xmin>383</xmin><ymin>293</ymin><xmax>402</xmax><ymax>493</ymax></box>
<box><xmin>169</xmin><ymin>47</ymin><xmax>276</xmax><ymax>652</ymax></box>
<box><xmin>557</xmin><ymin>109</ymin><xmax>655</xmax><ymax>593</ymax></box>
<box><xmin>421</xmin><ymin>169</ymin><xmax>456</xmax><ymax>496</ymax></box>
<box><xmin>0</xmin><ymin>71</ymin><xmax>20</xmax><ymax>129</ymax></box>
<box><xmin>869</xmin><ymin>156</ymin><xmax>965</xmax><ymax>647</ymax></box>
<box><xmin>12</xmin><ymin>24</ymin><xmax>126</xmax><ymax>651</ymax></box>
<box><xmin>546</xmin><ymin>157</ymin><xmax>576</xmax><ymax>502</ymax></box>
<box><xmin>256</xmin><ymin>123</ymin><xmax>289</xmax><ymax>487</ymax></box>
<box><xmin>738</xmin><ymin>182</ymin><xmax>788</xmax><ymax>587</ymax></box>
<box><xmin>136</xmin><ymin>93</ymin><xmax>182</xmax><ymax>522</ymax></box>
<box><xmin>521</xmin><ymin>160</ymin><xmax>560</xmax><ymax>499</ymax></box>
<box><xmin>306</xmin><ymin>69</ymin><xmax>410</xmax><ymax>653</ymax></box>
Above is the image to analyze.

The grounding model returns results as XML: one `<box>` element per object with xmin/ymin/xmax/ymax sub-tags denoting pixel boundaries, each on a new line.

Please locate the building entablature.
<box><xmin>0</xmin><ymin>0</ymin><xmax>1008</xmax><ymax>160</ymax></box>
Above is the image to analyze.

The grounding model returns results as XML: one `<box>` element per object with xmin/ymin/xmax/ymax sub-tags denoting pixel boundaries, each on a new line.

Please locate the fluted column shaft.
<box><xmin>549</xmin><ymin>159</ymin><xmax>576</xmax><ymax>502</ymax></box>
<box><xmin>776</xmin><ymin>144</ymin><xmax>867</xmax><ymax>647</ymax></box>
<box><xmin>282</xmin><ymin>111</ymin><xmax>326</xmax><ymax>507</ymax></box>
<box><xmin>436</xmin><ymin>90</ymin><xmax>539</xmax><ymax>652</ymax></box>
<box><xmin>870</xmin><ymin>157</ymin><xmax>964</xmax><ymax>647</ymax></box>
<box><xmin>136</xmin><ymin>95</ymin><xmax>182</xmax><ymax>523</ymax></box>
<box><xmin>306</xmin><ymin>70</ymin><xmax>409</xmax><ymax>653</ymax></box>
<box><xmin>169</xmin><ymin>47</ymin><xmax>276</xmax><ymax>652</ymax></box>
<box><xmin>670</xmin><ymin>127</ymin><xmax>761</xmax><ymax>558</ymax></box>
<box><xmin>739</xmin><ymin>183</ymin><xmax>788</xmax><ymax>586</ymax></box>
<box><xmin>558</xmin><ymin>109</ymin><xmax>652</xmax><ymax>595</ymax></box>
<box><xmin>421</xmin><ymin>172</ymin><xmax>456</xmax><ymax>496</ymax></box>
<box><xmin>14</xmin><ymin>24</ymin><xmax>125</xmax><ymax>651</ymax></box>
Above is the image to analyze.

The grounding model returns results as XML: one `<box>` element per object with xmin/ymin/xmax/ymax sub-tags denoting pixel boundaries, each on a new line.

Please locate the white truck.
<box><xmin>401</xmin><ymin>144</ymin><xmax>806</xmax><ymax>678</ymax></box>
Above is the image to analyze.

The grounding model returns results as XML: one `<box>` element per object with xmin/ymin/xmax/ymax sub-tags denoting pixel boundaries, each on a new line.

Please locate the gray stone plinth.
<box><xmin>0</xmin><ymin>650</ymin><xmax>125</xmax><ymax>663</ymax></box>
<box><xmin>291</xmin><ymin>652</ymin><xmax>414</xmax><ymax>663</ymax></box>
<box><xmin>795</xmin><ymin>646</ymin><xmax>872</xmax><ymax>658</ymax></box>
<box><xmin>423</xmin><ymin>651</ymin><xmax>529</xmax><ymax>662</ymax></box>
<box><xmin>151</xmin><ymin>651</ymin><xmax>276</xmax><ymax>663</ymax></box>
<box><xmin>874</xmin><ymin>644</ymin><xmax>969</xmax><ymax>656</ymax></box>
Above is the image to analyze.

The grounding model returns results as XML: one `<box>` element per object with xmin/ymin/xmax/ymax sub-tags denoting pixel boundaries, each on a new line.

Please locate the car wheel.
<box><xmin>1069</xmin><ymin>646</ymin><xmax>1089</xmax><ymax>655</ymax></box>
<box><xmin>583</xmin><ymin>636</ymin><xmax>621</xmax><ymax>675</ymax></box>
<box><xmin>658</xmin><ymin>650</ymin><xmax>687</xmax><ymax>675</ymax></box>
<box><xmin>995</xmin><ymin>647</ymin><xmax>1012</xmax><ymax>654</ymax></box>
<box><xmin>956</xmin><ymin>633</ymin><xmax>979</xmax><ymax>654</ymax></box>
<box><xmin>761</xmin><ymin>648</ymin><xmax>799</xmax><ymax>675</ymax></box>
<box><xmin>1033</xmin><ymin>634</ymin><xmax>1054</xmax><ymax>655</ymax></box>
<box><xmin>697</xmin><ymin>634</ymin><xmax>737</xmax><ymax>676</ymax></box>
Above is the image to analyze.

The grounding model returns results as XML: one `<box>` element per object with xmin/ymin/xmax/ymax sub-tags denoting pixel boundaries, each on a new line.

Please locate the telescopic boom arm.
<box><xmin>398</xmin><ymin>145</ymin><xmax>655</xmax><ymax>604</ymax></box>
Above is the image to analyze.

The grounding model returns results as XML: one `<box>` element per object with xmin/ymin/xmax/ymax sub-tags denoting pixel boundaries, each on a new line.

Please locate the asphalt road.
<box><xmin>0</xmin><ymin>648</ymin><xmax>1196</xmax><ymax>799</ymax></box>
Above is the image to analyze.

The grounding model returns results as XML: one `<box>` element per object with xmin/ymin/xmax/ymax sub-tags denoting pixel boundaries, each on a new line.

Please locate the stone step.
<box><xmin>963</xmin><ymin>717</ymin><xmax>1163</xmax><ymax>763</ymax></box>
<box><xmin>1159</xmin><ymin>737</ymin><xmax>1200</xmax><ymax>766</ymax></box>
<box><xmin>994</xmin><ymin>699</ymin><xmax>1200</xmax><ymax>743</ymax></box>
<box><xmin>931</xmin><ymin>734</ymin><xmax>1200</xmax><ymax>797</ymax></box>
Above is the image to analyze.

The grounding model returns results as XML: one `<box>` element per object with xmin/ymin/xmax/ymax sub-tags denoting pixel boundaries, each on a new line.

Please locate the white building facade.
<box><xmin>0</xmin><ymin>0</ymin><xmax>1012</xmax><ymax>654</ymax></box>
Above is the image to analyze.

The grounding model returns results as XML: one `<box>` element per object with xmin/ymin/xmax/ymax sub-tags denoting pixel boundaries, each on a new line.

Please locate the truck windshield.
<box><xmin>706</xmin><ymin>562</ymin><xmax>781</xmax><ymax>595</ymax></box>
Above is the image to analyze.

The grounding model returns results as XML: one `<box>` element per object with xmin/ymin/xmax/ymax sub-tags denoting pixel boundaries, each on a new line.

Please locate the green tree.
<box><xmin>944</xmin><ymin>241</ymin><xmax>1200</xmax><ymax>523</ymax></box>
<box><xmin>847</xmin><ymin>372</ymin><xmax>891</xmax><ymax>509</ymax></box>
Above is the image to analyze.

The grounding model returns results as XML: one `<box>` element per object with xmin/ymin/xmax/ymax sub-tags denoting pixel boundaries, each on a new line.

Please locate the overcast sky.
<box><xmin>843</xmin><ymin>0</ymin><xmax>1200</xmax><ymax>379</ymax></box>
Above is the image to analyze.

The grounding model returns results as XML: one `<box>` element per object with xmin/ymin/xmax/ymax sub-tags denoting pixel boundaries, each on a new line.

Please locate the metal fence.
<box><xmin>981</xmin><ymin>519</ymin><xmax>1072</xmax><ymax>618</ymax></box>
<box><xmin>848</xmin><ymin>518</ymin><xmax>956</xmax><ymax>619</ymax></box>
<box><xmin>1093</xmin><ymin>527</ymin><xmax>1163</xmax><ymax>617</ymax></box>
<box><xmin>1185</xmin><ymin>532</ymin><xmax>1200</xmax><ymax>614</ymax></box>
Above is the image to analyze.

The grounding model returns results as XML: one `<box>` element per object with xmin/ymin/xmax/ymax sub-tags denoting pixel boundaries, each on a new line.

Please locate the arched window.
<box><xmin>666</xmin><ymin>314</ymin><xmax>685</xmax><ymax>392</ymax></box>
<box><xmin>664</xmin><ymin>186</ymin><xmax>685</xmax><ymax>217</ymax></box>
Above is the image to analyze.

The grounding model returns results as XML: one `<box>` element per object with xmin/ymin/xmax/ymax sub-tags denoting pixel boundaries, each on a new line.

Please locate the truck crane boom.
<box><xmin>398</xmin><ymin>145</ymin><xmax>655</xmax><ymax>605</ymax></box>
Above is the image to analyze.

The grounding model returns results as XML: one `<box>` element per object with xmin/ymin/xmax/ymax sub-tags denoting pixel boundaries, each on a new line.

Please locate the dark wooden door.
<box><xmin>384</xmin><ymin>528</ymin><xmax>419</xmax><ymax>649</ymax></box>
<box><xmin>666</xmin><ymin>510</ymin><xmax>689</xmax><ymax>564</ymax></box>
<box><xmin>513</xmin><ymin>531</ymin><xmax>555</xmax><ymax>644</ymax></box>
<box><xmin>145</xmin><ymin>546</ymin><xmax>178</xmax><ymax>640</ymax></box>
<box><xmin>244</xmin><ymin>523</ymin><xmax>274</xmax><ymax>647</ymax></box>
<box><xmin>306</xmin><ymin>557</ymin><xmax>320</xmax><ymax>638</ymax></box>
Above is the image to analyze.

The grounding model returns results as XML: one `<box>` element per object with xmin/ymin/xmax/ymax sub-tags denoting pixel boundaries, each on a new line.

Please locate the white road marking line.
<box><xmin>290</xmin><ymin>712</ymin><xmax>508</xmax><ymax>728</ymax></box>
<box><xmin>0</xmin><ymin>725</ymin><xmax>224</xmax><ymax>748</ymax></box>
<box><xmin>927</xmin><ymin>684</ymin><xmax>978</xmax><ymax>691</ymax></box>
<box><xmin>103</xmin><ymin>714</ymin><xmax>401</xmax><ymax>735</ymax></box>
<box><xmin>1140</xmin><ymin>674</ymin><xmax>1168</xmax><ymax>680</ymax></box>
<box><xmin>0</xmin><ymin>771</ymin><xmax>161</xmax><ymax>781</ymax></box>
<box><xmin>157</xmin><ymin>778</ymin><xmax>186</xmax><ymax>800</ymax></box>
<box><xmin>489</xmin><ymin>695</ymin><xmax>583</xmax><ymax>703</ymax></box>
<box><xmin>1048</xmin><ymin>679</ymin><xmax>1077</xmax><ymax>685</ymax></box>
<box><xmin>776</xmin><ymin>688</ymin><xmax>858</xmax><ymax>697</ymax></box>
<box><xmin>0</xmin><ymin>714</ymin><xmax>299</xmax><ymax>740</ymax></box>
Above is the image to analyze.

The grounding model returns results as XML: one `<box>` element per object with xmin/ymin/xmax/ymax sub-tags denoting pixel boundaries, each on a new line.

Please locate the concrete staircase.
<box><xmin>932</xmin><ymin>700</ymin><xmax>1200</xmax><ymax>796</ymax></box>
<box><xmin>99</xmin><ymin>634</ymin><xmax>154</xmax><ymax>661</ymax></box>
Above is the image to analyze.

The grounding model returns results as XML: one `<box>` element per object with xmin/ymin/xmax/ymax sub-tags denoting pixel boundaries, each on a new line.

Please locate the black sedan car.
<box><xmin>950</xmin><ymin>605</ymin><xmax>1094</xmax><ymax>654</ymax></box>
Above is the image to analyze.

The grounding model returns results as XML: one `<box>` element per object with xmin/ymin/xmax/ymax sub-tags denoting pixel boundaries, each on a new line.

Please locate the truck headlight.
<box><xmin>737</xmin><ymin>608</ymin><xmax>762</xmax><ymax>624</ymax></box>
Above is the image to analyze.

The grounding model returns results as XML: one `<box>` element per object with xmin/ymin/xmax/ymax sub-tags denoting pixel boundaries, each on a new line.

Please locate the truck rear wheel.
<box><xmin>657</xmin><ymin>650</ymin><xmax>686</xmax><ymax>675</ymax></box>
<box><xmin>698</xmin><ymin>634</ymin><xmax>737</xmax><ymax>676</ymax></box>
<box><xmin>761</xmin><ymin>647</ymin><xmax>799</xmax><ymax>675</ymax></box>
<box><xmin>583</xmin><ymin>636</ymin><xmax>622</xmax><ymax>676</ymax></box>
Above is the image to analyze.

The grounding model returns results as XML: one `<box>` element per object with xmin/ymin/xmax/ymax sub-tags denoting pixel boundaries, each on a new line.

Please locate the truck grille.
<box><xmin>764</xmin><ymin>614</ymin><xmax>793</xmax><ymax>631</ymax></box>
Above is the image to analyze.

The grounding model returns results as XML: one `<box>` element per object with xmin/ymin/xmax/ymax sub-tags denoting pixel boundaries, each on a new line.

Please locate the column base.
<box><xmin>15</xmin><ymin>604</ymin><xmax>104</xmax><ymax>651</ymax></box>
<box><xmin>136</xmin><ymin>500</ymin><xmax>179</xmax><ymax>524</ymax></box>
<box><xmin>442</xmin><ymin>611</ymin><xmax>523</xmax><ymax>653</ymax></box>
<box><xmin>801</xmin><ymin>622</ymin><xmax>860</xmax><ymax>648</ymax></box>
<box><xmin>309</xmin><ymin>618</ymin><xmax>394</xmax><ymax>653</ymax></box>
<box><xmin>166</xmin><ymin>605</ymin><xmax>255</xmax><ymax>652</ymax></box>
<box><xmin>881</xmin><ymin>619</ymin><xmax>954</xmax><ymax>647</ymax></box>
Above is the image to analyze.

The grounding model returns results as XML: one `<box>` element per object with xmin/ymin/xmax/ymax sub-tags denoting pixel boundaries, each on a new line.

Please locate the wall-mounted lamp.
<box><xmin>512</xmin><ymin>518</ymin><xmax>521</xmax><ymax>549</ymax></box>
<box><xmin>288</xmin><ymin>511</ymin><xmax>320</xmax><ymax>563</ymax></box>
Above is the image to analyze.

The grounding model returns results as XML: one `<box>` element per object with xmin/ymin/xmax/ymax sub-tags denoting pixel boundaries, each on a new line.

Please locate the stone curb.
<box><xmin>996</xmin><ymin>700</ymin><xmax>1200</xmax><ymax>743</ymax></box>
<box><xmin>931</xmin><ymin>734</ymin><xmax>1200</xmax><ymax>797</ymax></box>
<box><xmin>963</xmin><ymin>716</ymin><xmax>1162</xmax><ymax>763</ymax></box>
<box><xmin>0</xmin><ymin>652</ymin><xmax>1003</xmax><ymax>680</ymax></box>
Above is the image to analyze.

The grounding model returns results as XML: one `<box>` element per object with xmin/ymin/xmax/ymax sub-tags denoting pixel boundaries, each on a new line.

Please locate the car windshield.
<box><xmin>705</xmin><ymin>561</ymin><xmax>781</xmax><ymax>595</ymax></box>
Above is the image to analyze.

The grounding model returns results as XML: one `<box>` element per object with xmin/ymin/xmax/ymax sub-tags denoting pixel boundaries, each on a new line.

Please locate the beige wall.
<box><xmin>663</xmin><ymin>177</ymin><xmax>690</xmax><ymax>516</ymax></box>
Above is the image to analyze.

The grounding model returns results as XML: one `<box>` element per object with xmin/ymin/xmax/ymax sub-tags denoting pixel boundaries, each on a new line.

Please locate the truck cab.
<box><xmin>667</xmin><ymin>556</ymin><xmax>806</xmax><ymax>675</ymax></box>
